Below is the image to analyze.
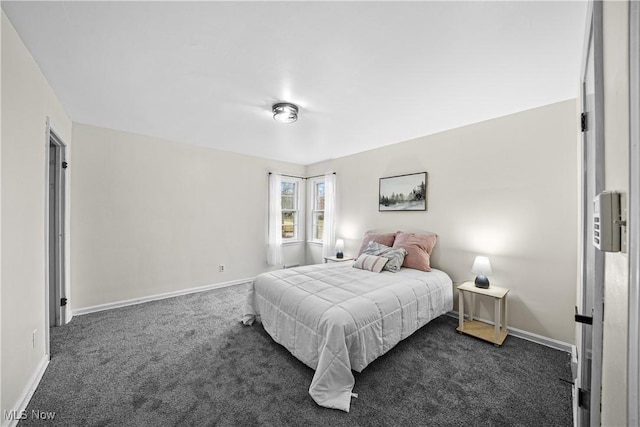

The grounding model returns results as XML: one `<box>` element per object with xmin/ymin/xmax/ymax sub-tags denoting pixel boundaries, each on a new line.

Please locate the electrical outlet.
<box><xmin>32</xmin><ymin>329</ymin><xmax>37</xmax><ymax>348</ymax></box>
<box><xmin>219</xmin><ymin>264</ymin><xmax>225</xmax><ymax>272</ymax></box>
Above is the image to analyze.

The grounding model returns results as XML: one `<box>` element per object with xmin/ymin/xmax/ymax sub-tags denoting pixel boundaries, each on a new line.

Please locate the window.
<box><xmin>280</xmin><ymin>178</ymin><xmax>301</xmax><ymax>241</ymax></box>
<box><xmin>311</xmin><ymin>180</ymin><xmax>325</xmax><ymax>242</ymax></box>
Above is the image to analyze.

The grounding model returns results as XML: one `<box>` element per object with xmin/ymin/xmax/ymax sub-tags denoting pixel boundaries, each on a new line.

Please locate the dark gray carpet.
<box><xmin>20</xmin><ymin>283</ymin><xmax>573</xmax><ymax>426</ymax></box>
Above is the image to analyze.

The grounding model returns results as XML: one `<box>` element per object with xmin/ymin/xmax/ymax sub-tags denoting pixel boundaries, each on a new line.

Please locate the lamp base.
<box><xmin>474</xmin><ymin>275</ymin><xmax>490</xmax><ymax>289</ymax></box>
<box><xmin>336</xmin><ymin>251</ymin><xmax>344</xmax><ymax>259</ymax></box>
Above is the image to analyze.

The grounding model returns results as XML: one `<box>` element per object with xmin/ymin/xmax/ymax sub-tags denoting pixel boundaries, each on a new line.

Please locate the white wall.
<box><xmin>600</xmin><ymin>1</ymin><xmax>630</xmax><ymax>425</ymax></box>
<box><xmin>70</xmin><ymin>124</ymin><xmax>305</xmax><ymax>310</ymax></box>
<box><xmin>307</xmin><ymin>100</ymin><xmax>578</xmax><ymax>344</ymax></box>
<box><xmin>1</xmin><ymin>11</ymin><xmax>73</xmax><ymax>420</ymax></box>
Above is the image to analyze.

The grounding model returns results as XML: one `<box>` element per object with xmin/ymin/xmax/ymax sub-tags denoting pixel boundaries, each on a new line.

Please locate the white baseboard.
<box><xmin>65</xmin><ymin>309</ymin><xmax>73</xmax><ymax>325</ymax></box>
<box><xmin>2</xmin><ymin>355</ymin><xmax>50</xmax><ymax>427</ymax></box>
<box><xmin>73</xmin><ymin>278</ymin><xmax>254</xmax><ymax>316</ymax></box>
<box><xmin>506</xmin><ymin>324</ymin><xmax>573</xmax><ymax>353</ymax></box>
<box><xmin>447</xmin><ymin>311</ymin><xmax>573</xmax><ymax>353</ymax></box>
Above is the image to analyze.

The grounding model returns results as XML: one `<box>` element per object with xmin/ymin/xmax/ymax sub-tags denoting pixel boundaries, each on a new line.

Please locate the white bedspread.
<box><xmin>242</xmin><ymin>262</ymin><xmax>453</xmax><ymax>412</ymax></box>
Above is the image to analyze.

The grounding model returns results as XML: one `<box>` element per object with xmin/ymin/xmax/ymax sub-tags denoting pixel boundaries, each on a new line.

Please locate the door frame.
<box><xmin>628</xmin><ymin>1</ymin><xmax>640</xmax><ymax>424</ymax></box>
<box><xmin>44</xmin><ymin>118</ymin><xmax>69</xmax><ymax>355</ymax></box>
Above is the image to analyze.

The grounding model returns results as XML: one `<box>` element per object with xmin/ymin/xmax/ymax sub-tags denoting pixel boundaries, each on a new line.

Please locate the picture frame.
<box><xmin>379</xmin><ymin>172</ymin><xmax>428</xmax><ymax>211</ymax></box>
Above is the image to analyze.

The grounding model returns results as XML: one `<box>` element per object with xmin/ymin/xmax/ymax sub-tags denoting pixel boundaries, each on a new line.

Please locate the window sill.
<box><xmin>282</xmin><ymin>240</ymin><xmax>304</xmax><ymax>246</ymax></box>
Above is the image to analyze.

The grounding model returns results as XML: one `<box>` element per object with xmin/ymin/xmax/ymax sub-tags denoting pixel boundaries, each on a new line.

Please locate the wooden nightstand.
<box><xmin>456</xmin><ymin>281</ymin><xmax>510</xmax><ymax>346</ymax></box>
<box><xmin>323</xmin><ymin>256</ymin><xmax>354</xmax><ymax>263</ymax></box>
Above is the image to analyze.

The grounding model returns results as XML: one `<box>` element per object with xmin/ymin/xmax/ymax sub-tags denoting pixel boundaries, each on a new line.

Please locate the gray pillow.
<box><xmin>362</xmin><ymin>241</ymin><xmax>407</xmax><ymax>272</ymax></box>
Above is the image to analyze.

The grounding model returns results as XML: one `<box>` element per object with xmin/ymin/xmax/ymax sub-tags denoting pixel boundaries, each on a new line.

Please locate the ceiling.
<box><xmin>2</xmin><ymin>1</ymin><xmax>588</xmax><ymax>165</ymax></box>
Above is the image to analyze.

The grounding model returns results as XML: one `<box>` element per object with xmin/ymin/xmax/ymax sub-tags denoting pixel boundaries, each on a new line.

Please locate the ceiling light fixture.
<box><xmin>272</xmin><ymin>102</ymin><xmax>299</xmax><ymax>123</ymax></box>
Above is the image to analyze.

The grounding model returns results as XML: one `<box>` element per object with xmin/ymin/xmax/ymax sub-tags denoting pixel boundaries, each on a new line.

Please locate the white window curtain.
<box><xmin>322</xmin><ymin>173</ymin><xmax>336</xmax><ymax>259</ymax></box>
<box><xmin>267</xmin><ymin>173</ymin><xmax>283</xmax><ymax>266</ymax></box>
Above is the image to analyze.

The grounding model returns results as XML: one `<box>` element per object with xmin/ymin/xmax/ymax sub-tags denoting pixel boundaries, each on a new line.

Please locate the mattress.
<box><xmin>242</xmin><ymin>261</ymin><xmax>453</xmax><ymax>412</ymax></box>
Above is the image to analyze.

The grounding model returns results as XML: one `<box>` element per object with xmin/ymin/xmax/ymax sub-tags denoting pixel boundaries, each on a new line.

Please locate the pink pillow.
<box><xmin>392</xmin><ymin>231</ymin><xmax>438</xmax><ymax>271</ymax></box>
<box><xmin>357</xmin><ymin>232</ymin><xmax>397</xmax><ymax>256</ymax></box>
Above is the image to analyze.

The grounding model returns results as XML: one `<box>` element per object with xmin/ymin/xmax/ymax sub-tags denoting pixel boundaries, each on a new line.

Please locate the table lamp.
<box><xmin>471</xmin><ymin>256</ymin><xmax>492</xmax><ymax>288</ymax></box>
<box><xmin>335</xmin><ymin>239</ymin><xmax>345</xmax><ymax>259</ymax></box>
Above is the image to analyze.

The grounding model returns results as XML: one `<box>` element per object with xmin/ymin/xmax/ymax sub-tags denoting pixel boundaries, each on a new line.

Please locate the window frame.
<box><xmin>308</xmin><ymin>177</ymin><xmax>325</xmax><ymax>244</ymax></box>
<box><xmin>280</xmin><ymin>177</ymin><xmax>303</xmax><ymax>243</ymax></box>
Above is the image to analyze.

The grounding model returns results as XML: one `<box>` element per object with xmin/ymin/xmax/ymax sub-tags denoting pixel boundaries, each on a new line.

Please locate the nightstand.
<box><xmin>323</xmin><ymin>256</ymin><xmax>354</xmax><ymax>263</ymax></box>
<box><xmin>456</xmin><ymin>281</ymin><xmax>509</xmax><ymax>346</ymax></box>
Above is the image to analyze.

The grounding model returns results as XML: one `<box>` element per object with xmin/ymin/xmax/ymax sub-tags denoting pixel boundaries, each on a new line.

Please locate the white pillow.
<box><xmin>353</xmin><ymin>254</ymin><xmax>388</xmax><ymax>273</ymax></box>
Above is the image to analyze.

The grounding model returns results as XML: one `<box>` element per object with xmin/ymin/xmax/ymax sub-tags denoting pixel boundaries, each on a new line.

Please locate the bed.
<box><xmin>242</xmin><ymin>258</ymin><xmax>453</xmax><ymax>412</ymax></box>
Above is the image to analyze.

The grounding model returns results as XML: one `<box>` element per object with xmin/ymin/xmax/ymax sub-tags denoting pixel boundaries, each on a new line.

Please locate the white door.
<box><xmin>577</xmin><ymin>2</ymin><xmax>604</xmax><ymax>426</ymax></box>
<box><xmin>48</xmin><ymin>128</ymin><xmax>67</xmax><ymax>328</ymax></box>
<box><xmin>628</xmin><ymin>2</ymin><xmax>640</xmax><ymax>424</ymax></box>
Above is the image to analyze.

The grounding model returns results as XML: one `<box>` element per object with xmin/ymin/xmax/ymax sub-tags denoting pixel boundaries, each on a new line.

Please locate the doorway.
<box><xmin>47</xmin><ymin>125</ymin><xmax>67</xmax><ymax>331</ymax></box>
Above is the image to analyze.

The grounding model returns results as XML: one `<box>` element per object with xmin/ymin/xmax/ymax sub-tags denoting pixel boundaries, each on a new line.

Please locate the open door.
<box><xmin>576</xmin><ymin>2</ymin><xmax>605</xmax><ymax>426</ymax></box>
<box><xmin>628</xmin><ymin>2</ymin><xmax>640</xmax><ymax>424</ymax></box>
<box><xmin>46</xmin><ymin>122</ymin><xmax>68</xmax><ymax>332</ymax></box>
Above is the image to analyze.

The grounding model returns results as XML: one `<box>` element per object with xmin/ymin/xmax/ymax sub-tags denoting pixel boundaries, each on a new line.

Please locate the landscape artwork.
<box><xmin>379</xmin><ymin>172</ymin><xmax>427</xmax><ymax>211</ymax></box>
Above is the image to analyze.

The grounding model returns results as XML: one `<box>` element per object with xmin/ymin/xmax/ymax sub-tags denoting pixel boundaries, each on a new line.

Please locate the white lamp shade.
<box><xmin>335</xmin><ymin>239</ymin><xmax>345</xmax><ymax>251</ymax></box>
<box><xmin>471</xmin><ymin>256</ymin><xmax>492</xmax><ymax>276</ymax></box>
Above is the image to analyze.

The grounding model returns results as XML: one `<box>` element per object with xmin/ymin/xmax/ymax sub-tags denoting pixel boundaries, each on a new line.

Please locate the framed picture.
<box><xmin>379</xmin><ymin>172</ymin><xmax>428</xmax><ymax>211</ymax></box>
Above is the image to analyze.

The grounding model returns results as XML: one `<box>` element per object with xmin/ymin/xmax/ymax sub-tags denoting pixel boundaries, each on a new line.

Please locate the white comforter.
<box><xmin>242</xmin><ymin>262</ymin><xmax>453</xmax><ymax>412</ymax></box>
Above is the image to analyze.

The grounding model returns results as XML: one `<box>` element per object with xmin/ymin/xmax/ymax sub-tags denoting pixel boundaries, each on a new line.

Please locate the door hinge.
<box><xmin>575</xmin><ymin>313</ymin><xmax>593</xmax><ymax>325</ymax></box>
<box><xmin>578</xmin><ymin>387</ymin><xmax>590</xmax><ymax>409</ymax></box>
<box><xmin>62</xmin><ymin>161</ymin><xmax>68</xmax><ymax>169</ymax></box>
<box><xmin>581</xmin><ymin>112</ymin><xmax>587</xmax><ymax>132</ymax></box>
<box><xmin>575</xmin><ymin>306</ymin><xmax>593</xmax><ymax>325</ymax></box>
<box><xmin>60</xmin><ymin>297</ymin><xmax>68</xmax><ymax>307</ymax></box>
